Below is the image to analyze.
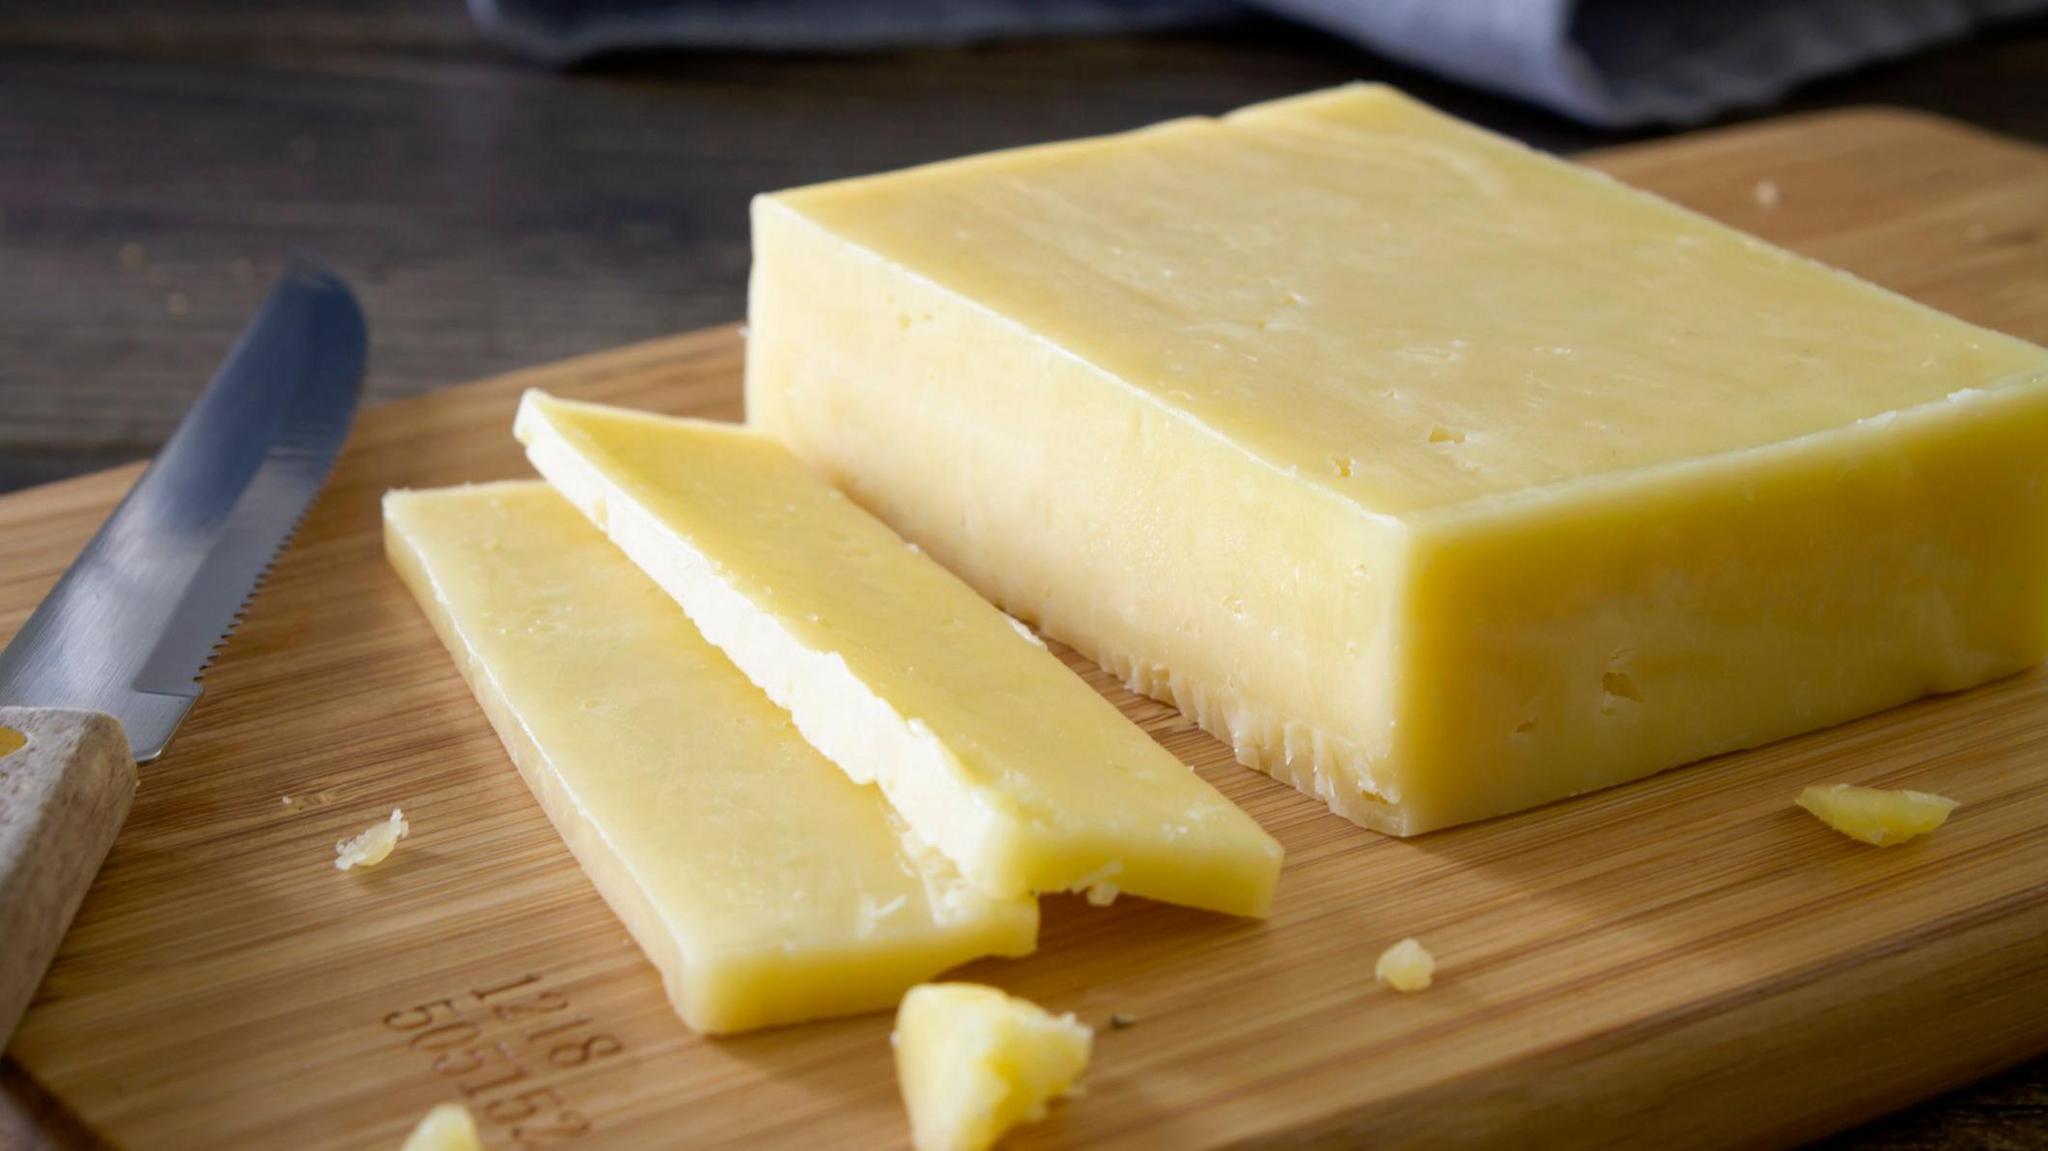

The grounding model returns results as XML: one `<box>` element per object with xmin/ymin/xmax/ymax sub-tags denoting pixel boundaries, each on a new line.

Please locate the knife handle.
<box><xmin>0</xmin><ymin>707</ymin><xmax>134</xmax><ymax>1050</ymax></box>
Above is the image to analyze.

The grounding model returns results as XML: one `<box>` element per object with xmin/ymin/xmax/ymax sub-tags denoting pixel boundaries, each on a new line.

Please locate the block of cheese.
<box><xmin>893</xmin><ymin>983</ymin><xmax>1092</xmax><ymax>1151</ymax></box>
<box><xmin>745</xmin><ymin>83</ymin><xmax>2048</xmax><ymax>835</ymax></box>
<box><xmin>516</xmin><ymin>392</ymin><xmax>1282</xmax><ymax>916</ymax></box>
<box><xmin>384</xmin><ymin>483</ymin><xmax>1036</xmax><ymax>1034</ymax></box>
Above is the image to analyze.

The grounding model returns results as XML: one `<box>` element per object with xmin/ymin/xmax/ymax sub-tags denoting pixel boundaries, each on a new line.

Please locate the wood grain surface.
<box><xmin>4</xmin><ymin>108</ymin><xmax>2048</xmax><ymax>1150</ymax></box>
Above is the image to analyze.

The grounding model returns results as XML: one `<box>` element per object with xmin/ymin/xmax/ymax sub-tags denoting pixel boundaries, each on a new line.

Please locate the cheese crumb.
<box><xmin>1375</xmin><ymin>937</ymin><xmax>1435</xmax><ymax>992</ymax></box>
<box><xmin>400</xmin><ymin>1102</ymin><xmax>481</xmax><ymax>1151</ymax></box>
<box><xmin>1796</xmin><ymin>783</ymin><xmax>1958</xmax><ymax>846</ymax></box>
<box><xmin>1005</xmin><ymin>615</ymin><xmax>1047</xmax><ymax>650</ymax></box>
<box><xmin>1753</xmin><ymin>179</ymin><xmax>1782</xmax><ymax>208</ymax></box>
<box><xmin>895</xmin><ymin>983</ymin><xmax>1092</xmax><ymax>1151</ymax></box>
<box><xmin>1072</xmin><ymin>861</ymin><xmax>1123</xmax><ymax>907</ymax></box>
<box><xmin>336</xmin><ymin>808</ymin><xmax>410</xmax><ymax>870</ymax></box>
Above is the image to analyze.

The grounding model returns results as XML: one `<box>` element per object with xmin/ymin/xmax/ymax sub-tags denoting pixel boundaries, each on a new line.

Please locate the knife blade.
<box><xmin>0</xmin><ymin>255</ymin><xmax>367</xmax><ymax>759</ymax></box>
<box><xmin>0</xmin><ymin>256</ymin><xmax>364</xmax><ymax>1047</ymax></box>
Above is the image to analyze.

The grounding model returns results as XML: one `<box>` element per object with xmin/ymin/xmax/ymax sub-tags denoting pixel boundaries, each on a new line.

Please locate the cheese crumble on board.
<box><xmin>335</xmin><ymin>808</ymin><xmax>409</xmax><ymax>870</ymax></box>
<box><xmin>1797</xmin><ymin>784</ymin><xmax>1959</xmax><ymax>846</ymax></box>
<box><xmin>894</xmin><ymin>983</ymin><xmax>1093</xmax><ymax>1151</ymax></box>
<box><xmin>399</xmin><ymin>1103</ymin><xmax>480</xmax><ymax>1151</ymax></box>
<box><xmin>1376</xmin><ymin>938</ymin><xmax>1436</xmax><ymax>992</ymax></box>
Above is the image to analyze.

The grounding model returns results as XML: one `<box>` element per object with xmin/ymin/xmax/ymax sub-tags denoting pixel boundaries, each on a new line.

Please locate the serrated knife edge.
<box><xmin>0</xmin><ymin>256</ymin><xmax>367</xmax><ymax>761</ymax></box>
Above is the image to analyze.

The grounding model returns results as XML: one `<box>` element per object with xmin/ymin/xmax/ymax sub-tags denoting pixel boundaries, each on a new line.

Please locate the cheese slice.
<box><xmin>745</xmin><ymin>83</ymin><xmax>2048</xmax><ymax>835</ymax></box>
<box><xmin>893</xmin><ymin>983</ymin><xmax>1092</xmax><ymax>1151</ymax></box>
<box><xmin>384</xmin><ymin>483</ymin><xmax>1036</xmax><ymax>1034</ymax></box>
<box><xmin>515</xmin><ymin>392</ymin><xmax>1282</xmax><ymax>917</ymax></box>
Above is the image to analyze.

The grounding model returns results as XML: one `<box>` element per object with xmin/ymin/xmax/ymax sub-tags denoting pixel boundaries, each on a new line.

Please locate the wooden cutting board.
<box><xmin>6</xmin><ymin>107</ymin><xmax>2048</xmax><ymax>1151</ymax></box>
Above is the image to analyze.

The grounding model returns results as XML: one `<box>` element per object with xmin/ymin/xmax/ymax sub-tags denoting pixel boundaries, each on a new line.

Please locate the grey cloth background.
<box><xmin>469</xmin><ymin>0</ymin><xmax>2045</xmax><ymax>127</ymax></box>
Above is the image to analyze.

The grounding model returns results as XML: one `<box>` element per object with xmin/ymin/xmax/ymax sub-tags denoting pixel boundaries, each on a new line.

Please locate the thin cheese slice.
<box><xmin>515</xmin><ymin>392</ymin><xmax>1282</xmax><ymax>917</ymax></box>
<box><xmin>744</xmin><ymin>82</ymin><xmax>2048</xmax><ymax>835</ymax></box>
<box><xmin>385</xmin><ymin>483</ymin><xmax>1036</xmax><ymax>1034</ymax></box>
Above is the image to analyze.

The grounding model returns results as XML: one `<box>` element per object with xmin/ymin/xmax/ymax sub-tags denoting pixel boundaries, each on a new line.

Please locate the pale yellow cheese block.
<box><xmin>745</xmin><ymin>83</ymin><xmax>2048</xmax><ymax>835</ymax></box>
<box><xmin>384</xmin><ymin>483</ymin><xmax>1037</xmax><ymax>1034</ymax></box>
<box><xmin>515</xmin><ymin>392</ymin><xmax>1282</xmax><ymax>916</ymax></box>
<box><xmin>893</xmin><ymin>983</ymin><xmax>1092</xmax><ymax>1151</ymax></box>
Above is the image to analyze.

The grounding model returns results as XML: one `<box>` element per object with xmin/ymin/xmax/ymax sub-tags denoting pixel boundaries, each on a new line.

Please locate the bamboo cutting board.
<box><xmin>6</xmin><ymin>107</ymin><xmax>2048</xmax><ymax>1151</ymax></box>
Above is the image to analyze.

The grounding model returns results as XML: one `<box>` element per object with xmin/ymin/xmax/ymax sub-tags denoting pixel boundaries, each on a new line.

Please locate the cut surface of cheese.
<box><xmin>1796</xmin><ymin>783</ymin><xmax>1959</xmax><ymax>846</ymax></box>
<box><xmin>515</xmin><ymin>392</ymin><xmax>1282</xmax><ymax>917</ymax></box>
<box><xmin>745</xmin><ymin>82</ymin><xmax>2048</xmax><ymax>835</ymax></box>
<box><xmin>399</xmin><ymin>1103</ymin><xmax>481</xmax><ymax>1151</ymax></box>
<box><xmin>384</xmin><ymin>483</ymin><xmax>1036</xmax><ymax>1034</ymax></box>
<box><xmin>893</xmin><ymin>983</ymin><xmax>1093</xmax><ymax>1151</ymax></box>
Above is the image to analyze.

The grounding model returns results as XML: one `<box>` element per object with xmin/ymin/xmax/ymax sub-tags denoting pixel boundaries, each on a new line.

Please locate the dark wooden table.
<box><xmin>3</xmin><ymin>3</ymin><xmax>2047</xmax><ymax>1147</ymax></box>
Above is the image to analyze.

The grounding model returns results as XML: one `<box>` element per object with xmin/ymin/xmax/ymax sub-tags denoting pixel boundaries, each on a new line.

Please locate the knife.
<box><xmin>0</xmin><ymin>256</ymin><xmax>366</xmax><ymax>1047</ymax></box>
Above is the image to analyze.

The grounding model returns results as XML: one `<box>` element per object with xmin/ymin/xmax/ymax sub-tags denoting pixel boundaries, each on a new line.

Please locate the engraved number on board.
<box><xmin>514</xmin><ymin>1111</ymin><xmax>592</xmax><ymax>1143</ymax></box>
<box><xmin>492</xmin><ymin>990</ymin><xmax>570</xmax><ymax>1021</ymax></box>
<box><xmin>547</xmin><ymin>1034</ymin><xmax>624</xmax><ymax>1069</ymax></box>
<box><xmin>381</xmin><ymin>975</ymin><xmax>625</xmax><ymax>1146</ymax></box>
